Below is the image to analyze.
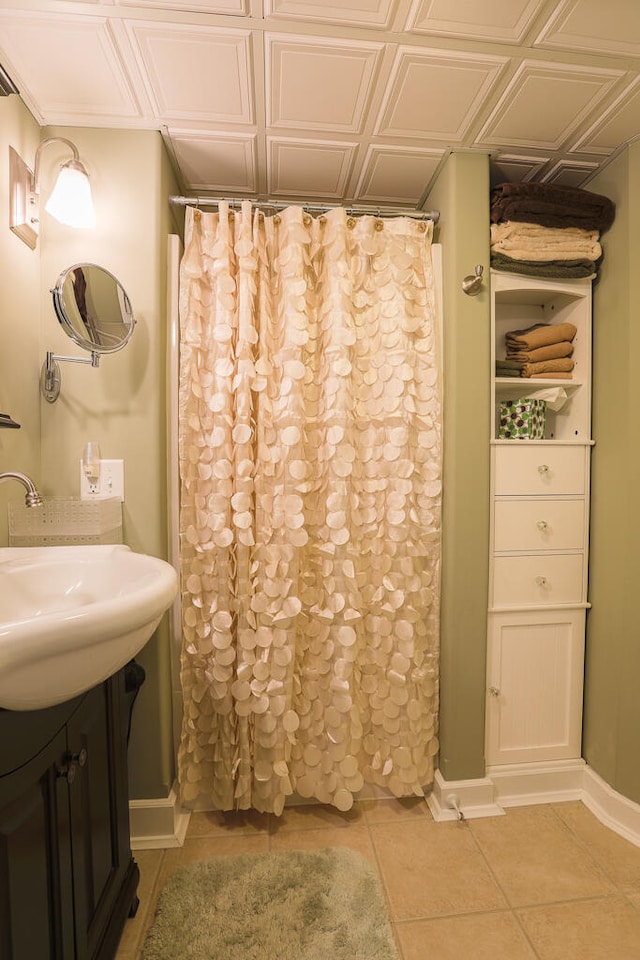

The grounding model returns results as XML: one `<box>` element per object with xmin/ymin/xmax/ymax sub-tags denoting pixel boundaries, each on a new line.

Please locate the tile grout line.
<box><xmin>462</xmin><ymin>819</ymin><xmax>544</xmax><ymax>960</ymax></box>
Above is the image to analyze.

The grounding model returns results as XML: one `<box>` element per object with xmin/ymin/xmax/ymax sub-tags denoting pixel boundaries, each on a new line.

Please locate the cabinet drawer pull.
<box><xmin>538</xmin><ymin>464</ymin><xmax>550</xmax><ymax>475</ymax></box>
<box><xmin>536</xmin><ymin>576</ymin><xmax>548</xmax><ymax>587</ymax></box>
<box><xmin>71</xmin><ymin>748</ymin><xmax>88</xmax><ymax>768</ymax></box>
<box><xmin>489</xmin><ymin>686</ymin><xmax>501</xmax><ymax>697</ymax></box>
<box><xmin>536</xmin><ymin>520</ymin><xmax>549</xmax><ymax>532</ymax></box>
<box><xmin>56</xmin><ymin>761</ymin><xmax>77</xmax><ymax>785</ymax></box>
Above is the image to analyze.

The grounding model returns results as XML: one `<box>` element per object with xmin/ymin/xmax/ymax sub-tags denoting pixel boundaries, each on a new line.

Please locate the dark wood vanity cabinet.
<box><xmin>0</xmin><ymin>669</ymin><xmax>139</xmax><ymax>960</ymax></box>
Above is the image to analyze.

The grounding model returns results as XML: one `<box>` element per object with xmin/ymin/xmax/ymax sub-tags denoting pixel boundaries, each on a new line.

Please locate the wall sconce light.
<box><xmin>9</xmin><ymin>136</ymin><xmax>96</xmax><ymax>250</ymax></box>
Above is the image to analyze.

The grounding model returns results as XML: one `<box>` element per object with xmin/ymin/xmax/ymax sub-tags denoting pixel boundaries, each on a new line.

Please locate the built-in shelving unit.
<box><xmin>486</xmin><ymin>271</ymin><xmax>592</xmax><ymax>767</ymax></box>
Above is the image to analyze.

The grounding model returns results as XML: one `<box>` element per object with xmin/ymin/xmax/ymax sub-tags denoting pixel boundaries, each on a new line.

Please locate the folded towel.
<box><xmin>506</xmin><ymin>340</ymin><xmax>574</xmax><ymax>363</ymax></box>
<box><xmin>529</xmin><ymin>372</ymin><xmax>573</xmax><ymax>379</ymax></box>
<box><xmin>496</xmin><ymin>368</ymin><xmax>523</xmax><ymax>377</ymax></box>
<box><xmin>490</xmin><ymin>221</ymin><xmax>602</xmax><ymax>261</ymax></box>
<box><xmin>496</xmin><ymin>358</ymin><xmax>524</xmax><ymax>371</ymax></box>
<box><xmin>491</xmin><ymin>221</ymin><xmax>600</xmax><ymax>244</ymax></box>
<box><xmin>490</xmin><ymin>181</ymin><xmax>615</xmax><ymax>232</ymax></box>
<box><xmin>491</xmin><ymin>242</ymin><xmax>601</xmax><ymax>262</ymax></box>
<box><xmin>490</xmin><ymin>253</ymin><xmax>598</xmax><ymax>279</ymax></box>
<box><xmin>521</xmin><ymin>358</ymin><xmax>574</xmax><ymax>377</ymax></box>
<box><xmin>506</xmin><ymin>322</ymin><xmax>577</xmax><ymax>351</ymax></box>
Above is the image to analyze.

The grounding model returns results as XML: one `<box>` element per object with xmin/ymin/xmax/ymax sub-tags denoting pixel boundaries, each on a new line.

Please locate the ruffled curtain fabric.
<box><xmin>177</xmin><ymin>201</ymin><xmax>442</xmax><ymax>815</ymax></box>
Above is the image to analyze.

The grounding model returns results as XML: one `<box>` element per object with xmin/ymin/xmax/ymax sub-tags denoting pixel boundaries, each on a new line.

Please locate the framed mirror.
<box><xmin>52</xmin><ymin>263</ymin><xmax>135</xmax><ymax>354</ymax></box>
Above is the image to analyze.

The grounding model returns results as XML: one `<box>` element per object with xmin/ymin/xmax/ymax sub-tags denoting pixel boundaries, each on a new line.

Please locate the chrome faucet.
<box><xmin>0</xmin><ymin>471</ymin><xmax>44</xmax><ymax>507</ymax></box>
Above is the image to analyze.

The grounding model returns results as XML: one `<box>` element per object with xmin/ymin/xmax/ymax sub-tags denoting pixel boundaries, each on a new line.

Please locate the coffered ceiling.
<box><xmin>0</xmin><ymin>0</ymin><xmax>639</xmax><ymax>209</ymax></box>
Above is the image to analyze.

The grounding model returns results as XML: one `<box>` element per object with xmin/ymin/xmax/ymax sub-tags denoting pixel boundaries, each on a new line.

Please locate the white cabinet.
<box><xmin>486</xmin><ymin>272</ymin><xmax>592</xmax><ymax>768</ymax></box>
<box><xmin>486</xmin><ymin>610</ymin><xmax>585</xmax><ymax>765</ymax></box>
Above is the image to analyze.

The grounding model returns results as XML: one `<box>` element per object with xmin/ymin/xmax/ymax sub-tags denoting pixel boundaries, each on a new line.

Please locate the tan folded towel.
<box><xmin>529</xmin><ymin>372</ymin><xmax>573</xmax><ymax>379</ymax></box>
<box><xmin>491</xmin><ymin>221</ymin><xmax>601</xmax><ymax>244</ymax></box>
<box><xmin>506</xmin><ymin>322</ymin><xmax>577</xmax><ymax>350</ymax></box>
<box><xmin>521</xmin><ymin>358</ymin><xmax>574</xmax><ymax>377</ymax></box>
<box><xmin>490</xmin><ymin>222</ymin><xmax>602</xmax><ymax>261</ymax></box>
<box><xmin>506</xmin><ymin>340</ymin><xmax>574</xmax><ymax>363</ymax></box>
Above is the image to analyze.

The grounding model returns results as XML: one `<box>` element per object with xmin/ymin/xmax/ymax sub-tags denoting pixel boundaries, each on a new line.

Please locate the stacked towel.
<box><xmin>490</xmin><ymin>222</ymin><xmax>602</xmax><ymax>262</ymax></box>
<box><xmin>497</xmin><ymin>321</ymin><xmax>577</xmax><ymax>381</ymax></box>
<box><xmin>490</xmin><ymin>181</ymin><xmax>615</xmax><ymax>280</ymax></box>
<box><xmin>490</xmin><ymin>181</ymin><xmax>615</xmax><ymax>232</ymax></box>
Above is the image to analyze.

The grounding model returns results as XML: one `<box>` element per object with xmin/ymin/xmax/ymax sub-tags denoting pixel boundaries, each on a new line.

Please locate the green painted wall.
<box><xmin>583</xmin><ymin>142</ymin><xmax>640</xmax><ymax>805</ymax></box>
<box><xmin>0</xmin><ymin>107</ymin><xmax>180</xmax><ymax>800</ymax></box>
<box><xmin>426</xmin><ymin>151</ymin><xmax>491</xmax><ymax>781</ymax></box>
<box><xmin>0</xmin><ymin>95</ymin><xmax>41</xmax><ymax>541</ymax></box>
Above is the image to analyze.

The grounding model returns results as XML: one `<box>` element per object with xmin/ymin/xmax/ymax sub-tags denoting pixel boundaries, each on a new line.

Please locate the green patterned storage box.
<box><xmin>499</xmin><ymin>398</ymin><xmax>546</xmax><ymax>440</ymax></box>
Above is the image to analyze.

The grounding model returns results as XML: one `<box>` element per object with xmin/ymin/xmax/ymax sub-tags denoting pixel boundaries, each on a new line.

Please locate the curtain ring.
<box><xmin>418</xmin><ymin>221</ymin><xmax>427</xmax><ymax>232</ymax></box>
<box><xmin>347</xmin><ymin>217</ymin><xmax>356</xmax><ymax>229</ymax></box>
<box><xmin>194</xmin><ymin>209</ymin><xmax>202</xmax><ymax>222</ymax></box>
<box><xmin>374</xmin><ymin>219</ymin><xmax>384</xmax><ymax>232</ymax></box>
<box><xmin>273</xmin><ymin>214</ymin><xmax>281</xmax><ymax>226</ymax></box>
<box><xmin>318</xmin><ymin>215</ymin><xmax>326</xmax><ymax>225</ymax></box>
<box><xmin>303</xmin><ymin>213</ymin><xmax>312</xmax><ymax>226</ymax></box>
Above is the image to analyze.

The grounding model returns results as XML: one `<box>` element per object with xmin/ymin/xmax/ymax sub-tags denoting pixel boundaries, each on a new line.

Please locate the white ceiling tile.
<box><xmin>407</xmin><ymin>0</ymin><xmax>547</xmax><ymax>44</ymax></box>
<box><xmin>490</xmin><ymin>153</ymin><xmax>550</xmax><ymax>184</ymax></box>
<box><xmin>572</xmin><ymin>79</ymin><xmax>640</xmax><ymax>155</ymax></box>
<box><xmin>375</xmin><ymin>47</ymin><xmax>508</xmax><ymax>140</ymax></box>
<box><xmin>267</xmin><ymin>137</ymin><xmax>356</xmax><ymax>197</ymax></box>
<box><xmin>126</xmin><ymin>21</ymin><xmax>254</xmax><ymax>123</ymax></box>
<box><xmin>478</xmin><ymin>60</ymin><xmax>623</xmax><ymax>150</ymax></box>
<box><xmin>543</xmin><ymin>158</ymin><xmax>599</xmax><ymax>187</ymax></box>
<box><xmin>0</xmin><ymin>13</ymin><xmax>141</xmax><ymax>121</ymax></box>
<box><xmin>265</xmin><ymin>0</ymin><xmax>397</xmax><ymax>29</ymax></box>
<box><xmin>266</xmin><ymin>35</ymin><xmax>383</xmax><ymax>133</ymax></box>
<box><xmin>117</xmin><ymin>0</ymin><xmax>249</xmax><ymax>11</ymax></box>
<box><xmin>355</xmin><ymin>145</ymin><xmax>442</xmax><ymax>203</ymax></box>
<box><xmin>536</xmin><ymin>0</ymin><xmax>640</xmax><ymax>58</ymax></box>
<box><xmin>170</xmin><ymin>132</ymin><xmax>257</xmax><ymax>191</ymax></box>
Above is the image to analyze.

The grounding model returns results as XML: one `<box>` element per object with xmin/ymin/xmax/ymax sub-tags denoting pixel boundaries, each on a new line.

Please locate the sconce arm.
<box><xmin>32</xmin><ymin>137</ymin><xmax>81</xmax><ymax>197</ymax></box>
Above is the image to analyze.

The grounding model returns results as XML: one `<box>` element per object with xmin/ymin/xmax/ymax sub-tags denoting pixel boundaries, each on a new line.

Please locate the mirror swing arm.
<box><xmin>41</xmin><ymin>350</ymin><xmax>100</xmax><ymax>404</ymax></box>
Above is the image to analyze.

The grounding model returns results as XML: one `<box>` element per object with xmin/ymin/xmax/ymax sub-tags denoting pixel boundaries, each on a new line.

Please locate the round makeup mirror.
<box><xmin>52</xmin><ymin>263</ymin><xmax>135</xmax><ymax>353</ymax></box>
<box><xmin>42</xmin><ymin>263</ymin><xmax>136</xmax><ymax>403</ymax></box>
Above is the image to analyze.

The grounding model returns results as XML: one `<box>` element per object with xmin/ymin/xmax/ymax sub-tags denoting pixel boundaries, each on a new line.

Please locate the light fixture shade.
<box><xmin>45</xmin><ymin>159</ymin><xmax>96</xmax><ymax>228</ymax></box>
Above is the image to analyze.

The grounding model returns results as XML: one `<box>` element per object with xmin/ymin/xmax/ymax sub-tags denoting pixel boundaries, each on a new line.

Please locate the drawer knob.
<box><xmin>536</xmin><ymin>576</ymin><xmax>548</xmax><ymax>587</ymax></box>
<box><xmin>537</xmin><ymin>520</ymin><xmax>549</xmax><ymax>532</ymax></box>
<box><xmin>538</xmin><ymin>463</ymin><xmax>550</xmax><ymax>475</ymax></box>
<box><xmin>489</xmin><ymin>686</ymin><xmax>501</xmax><ymax>697</ymax></box>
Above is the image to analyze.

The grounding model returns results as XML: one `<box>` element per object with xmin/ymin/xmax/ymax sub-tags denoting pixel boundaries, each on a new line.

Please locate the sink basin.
<box><xmin>0</xmin><ymin>544</ymin><xmax>179</xmax><ymax>711</ymax></box>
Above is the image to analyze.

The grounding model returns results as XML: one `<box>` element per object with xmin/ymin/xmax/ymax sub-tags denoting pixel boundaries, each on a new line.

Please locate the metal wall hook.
<box><xmin>462</xmin><ymin>264</ymin><xmax>484</xmax><ymax>296</ymax></box>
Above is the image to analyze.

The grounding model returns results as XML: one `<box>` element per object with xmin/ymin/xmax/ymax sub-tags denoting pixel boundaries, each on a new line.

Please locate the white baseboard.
<box><xmin>427</xmin><ymin>769</ymin><xmax>505</xmax><ymax>821</ymax></box>
<box><xmin>431</xmin><ymin>760</ymin><xmax>640</xmax><ymax>849</ymax></box>
<box><xmin>582</xmin><ymin>766</ymin><xmax>640</xmax><ymax>849</ymax></box>
<box><xmin>488</xmin><ymin>758</ymin><xmax>587</xmax><ymax>807</ymax></box>
<box><xmin>129</xmin><ymin>782</ymin><xmax>191</xmax><ymax>850</ymax></box>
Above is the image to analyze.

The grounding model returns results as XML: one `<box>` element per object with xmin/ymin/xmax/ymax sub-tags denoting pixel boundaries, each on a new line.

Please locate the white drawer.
<box><xmin>494</xmin><ymin>499</ymin><xmax>585</xmax><ymax>553</ymax></box>
<box><xmin>494</xmin><ymin>445</ymin><xmax>586</xmax><ymax>496</ymax></box>
<box><xmin>492</xmin><ymin>554</ymin><xmax>584</xmax><ymax>606</ymax></box>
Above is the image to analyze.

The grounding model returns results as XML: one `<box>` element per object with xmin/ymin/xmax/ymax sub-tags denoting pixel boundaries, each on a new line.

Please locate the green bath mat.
<box><xmin>141</xmin><ymin>846</ymin><xmax>399</xmax><ymax>960</ymax></box>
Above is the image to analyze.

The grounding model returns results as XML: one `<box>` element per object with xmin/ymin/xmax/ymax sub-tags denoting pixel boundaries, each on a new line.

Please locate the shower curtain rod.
<box><xmin>169</xmin><ymin>195</ymin><xmax>439</xmax><ymax>223</ymax></box>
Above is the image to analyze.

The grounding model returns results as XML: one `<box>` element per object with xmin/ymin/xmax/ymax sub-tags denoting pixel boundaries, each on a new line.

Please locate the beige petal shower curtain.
<box><xmin>177</xmin><ymin>201</ymin><xmax>441</xmax><ymax>815</ymax></box>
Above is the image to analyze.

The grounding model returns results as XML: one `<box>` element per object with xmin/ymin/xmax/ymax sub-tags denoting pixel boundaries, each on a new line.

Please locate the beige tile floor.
<box><xmin>116</xmin><ymin>798</ymin><xmax>640</xmax><ymax>960</ymax></box>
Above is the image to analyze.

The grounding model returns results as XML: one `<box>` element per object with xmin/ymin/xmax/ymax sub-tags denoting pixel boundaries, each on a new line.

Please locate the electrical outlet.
<box><xmin>80</xmin><ymin>459</ymin><xmax>125</xmax><ymax>501</ymax></box>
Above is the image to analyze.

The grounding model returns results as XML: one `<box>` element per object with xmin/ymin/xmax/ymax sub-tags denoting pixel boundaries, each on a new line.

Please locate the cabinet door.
<box><xmin>0</xmin><ymin>728</ymin><xmax>75</xmax><ymax>960</ymax></box>
<box><xmin>486</xmin><ymin>610</ymin><xmax>585</xmax><ymax>765</ymax></box>
<box><xmin>68</xmin><ymin>674</ymin><xmax>139</xmax><ymax>960</ymax></box>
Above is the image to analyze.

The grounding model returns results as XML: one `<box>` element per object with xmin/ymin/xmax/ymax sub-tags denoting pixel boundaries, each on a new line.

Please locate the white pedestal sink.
<box><xmin>0</xmin><ymin>544</ymin><xmax>179</xmax><ymax>710</ymax></box>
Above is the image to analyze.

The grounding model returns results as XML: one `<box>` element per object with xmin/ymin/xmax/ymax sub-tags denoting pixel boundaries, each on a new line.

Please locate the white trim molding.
<box><xmin>129</xmin><ymin>782</ymin><xmax>191</xmax><ymax>850</ymax></box>
<box><xmin>429</xmin><ymin>761</ymin><xmax>640</xmax><ymax>849</ymax></box>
